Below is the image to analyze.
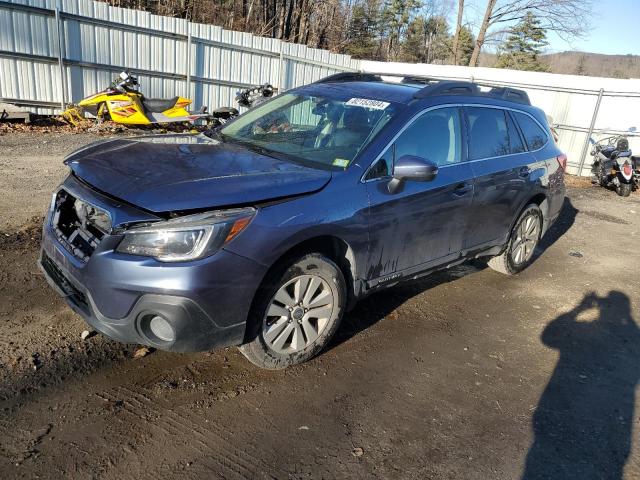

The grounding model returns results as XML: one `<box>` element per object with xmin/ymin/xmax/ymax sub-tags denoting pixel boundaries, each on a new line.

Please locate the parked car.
<box><xmin>40</xmin><ymin>73</ymin><xmax>566</xmax><ymax>369</ymax></box>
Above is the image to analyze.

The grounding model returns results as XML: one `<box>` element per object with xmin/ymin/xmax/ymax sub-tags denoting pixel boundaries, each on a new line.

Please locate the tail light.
<box><xmin>623</xmin><ymin>162</ymin><xmax>632</xmax><ymax>177</ymax></box>
<box><xmin>556</xmin><ymin>153</ymin><xmax>567</xmax><ymax>172</ymax></box>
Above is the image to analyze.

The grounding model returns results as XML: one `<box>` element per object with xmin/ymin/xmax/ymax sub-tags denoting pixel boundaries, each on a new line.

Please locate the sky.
<box><xmin>453</xmin><ymin>0</ymin><xmax>640</xmax><ymax>56</ymax></box>
<box><xmin>540</xmin><ymin>0</ymin><xmax>640</xmax><ymax>55</ymax></box>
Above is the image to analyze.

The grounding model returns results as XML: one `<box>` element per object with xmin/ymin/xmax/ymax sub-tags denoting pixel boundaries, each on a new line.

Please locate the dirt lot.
<box><xmin>1</xmin><ymin>131</ymin><xmax>639</xmax><ymax>479</ymax></box>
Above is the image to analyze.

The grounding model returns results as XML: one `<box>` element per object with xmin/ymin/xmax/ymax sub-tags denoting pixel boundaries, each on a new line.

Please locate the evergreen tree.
<box><xmin>400</xmin><ymin>15</ymin><xmax>450</xmax><ymax>64</ymax></box>
<box><xmin>381</xmin><ymin>0</ymin><xmax>421</xmax><ymax>60</ymax></box>
<box><xmin>345</xmin><ymin>1</ymin><xmax>381</xmax><ymax>59</ymax></box>
<box><xmin>575</xmin><ymin>54</ymin><xmax>586</xmax><ymax>75</ymax></box>
<box><xmin>496</xmin><ymin>12</ymin><xmax>549</xmax><ymax>72</ymax></box>
<box><xmin>400</xmin><ymin>15</ymin><xmax>428</xmax><ymax>63</ymax></box>
<box><xmin>455</xmin><ymin>25</ymin><xmax>475</xmax><ymax>66</ymax></box>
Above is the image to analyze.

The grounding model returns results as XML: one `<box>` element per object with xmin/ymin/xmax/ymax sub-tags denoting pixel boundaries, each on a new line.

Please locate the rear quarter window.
<box><xmin>512</xmin><ymin>112</ymin><xmax>548</xmax><ymax>150</ymax></box>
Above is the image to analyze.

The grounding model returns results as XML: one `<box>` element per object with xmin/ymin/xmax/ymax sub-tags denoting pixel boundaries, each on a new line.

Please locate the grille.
<box><xmin>51</xmin><ymin>190</ymin><xmax>110</xmax><ymax>262</ymax></box>
<box><xmin>41</xmin><ymin>254</ymin><xmax>89</xmax><ymax>312</ymax></box>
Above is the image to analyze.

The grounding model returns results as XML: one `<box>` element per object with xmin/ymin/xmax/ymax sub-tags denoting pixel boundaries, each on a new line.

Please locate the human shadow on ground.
<box><xmin>522</xmin><ymin>291</ymin><xmax>640</xmax><ymax>480</ymax></box>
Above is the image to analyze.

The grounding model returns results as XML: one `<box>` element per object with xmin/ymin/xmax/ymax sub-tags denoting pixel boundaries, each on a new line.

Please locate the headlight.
<box><xmin>116</xmin><ymin>208</ymin><xmax>255</xmax><ymax>262</ymax></box>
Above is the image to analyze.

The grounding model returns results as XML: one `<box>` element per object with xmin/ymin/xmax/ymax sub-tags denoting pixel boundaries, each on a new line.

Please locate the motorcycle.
<box><xmin>207</xmin><ymin>83</ymin><xmax>275</xmax><ymax>128</ymax></box>
<box><xmin>590</xmin><ymin>127</ymin><xmax>637</xmax><ymax>197</ymax></box>
<box><xmin>63</xmin><ymin>71</ymin><xmax>212</xmax><ymax>126</ymax></box>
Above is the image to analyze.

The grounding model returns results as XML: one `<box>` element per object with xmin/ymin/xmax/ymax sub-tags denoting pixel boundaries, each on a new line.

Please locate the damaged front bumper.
<box><xmin>39</xmin><ymin>175</ymin><xmax>266</xmax><ymax>352</ymax></box>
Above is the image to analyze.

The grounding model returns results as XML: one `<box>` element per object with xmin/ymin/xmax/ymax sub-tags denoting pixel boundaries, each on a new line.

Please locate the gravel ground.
<box><xmin>0</xmin><ymin>131</ymin><xmax>639</xmax><ymax>479</ymax></box>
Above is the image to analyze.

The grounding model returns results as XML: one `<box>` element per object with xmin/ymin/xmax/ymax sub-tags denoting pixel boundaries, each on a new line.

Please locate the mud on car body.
<box><xmin>40</xmin><ymin>73</ymin><xmax>566</xmax><ymax>369</ymax></box>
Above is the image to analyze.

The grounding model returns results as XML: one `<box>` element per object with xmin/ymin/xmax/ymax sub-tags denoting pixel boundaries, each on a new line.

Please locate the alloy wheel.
<box><xmin>262</xmin><ymin>274</ymin><xmax>335</xmax><ymax>354</ymax></box>
<box><xmin>510</xmin><ymin>213</ymin><xmax>540</xmax><ymax>265</ymax></box>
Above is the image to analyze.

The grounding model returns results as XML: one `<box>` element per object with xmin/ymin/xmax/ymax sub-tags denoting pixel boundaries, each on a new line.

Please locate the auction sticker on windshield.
<box><xmin>346</xmin><ymin>98</ymin><xmax>390</xmax><ymax>110</ymax></box>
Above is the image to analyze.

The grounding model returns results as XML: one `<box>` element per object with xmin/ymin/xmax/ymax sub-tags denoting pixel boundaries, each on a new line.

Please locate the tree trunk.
<box><xmin>469</xmin><ymin>0</ymin><xmax>496</xmax><ymax>67</ymax></box>
<box><xmin>298</xmin><ymin>0</ymin><xmax>309</xmax><ymax>43</ymax></box>
<box><xmin>284</xmin><ymin>0</ymin><xmax>295</xmax><ymax>39</ymax></box>
<box><xmin>277</xmin><ymin>0</ymin><xmax>287</xmax><ymax>39</ymax></box>
<box><xmin>451</xmin><ymin>0</ymin><xmax>464</xmax><ymax>65</ymax></box>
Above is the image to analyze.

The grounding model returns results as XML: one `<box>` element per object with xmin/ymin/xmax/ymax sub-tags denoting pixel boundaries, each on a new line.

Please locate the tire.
<box><xmin>239</xmin><ymin>253</ymin><xmax>346</xmax><ymax>369</ymax></box>
<box><xmin>488</xmin><ymin>204</ymin><xmax>543</xmax><ymax>276</ymax></box>
<box><xmin>616</xmin><ymin>182</ymin><xmax>631</xmax><ymax>197</ymax></box>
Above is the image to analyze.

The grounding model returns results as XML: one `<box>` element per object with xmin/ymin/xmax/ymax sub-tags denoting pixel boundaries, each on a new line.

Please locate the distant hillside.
<box><xmin>478</xmin><ymin>51</ymin><xmax>640</xmax><ymax>79</ymax></box>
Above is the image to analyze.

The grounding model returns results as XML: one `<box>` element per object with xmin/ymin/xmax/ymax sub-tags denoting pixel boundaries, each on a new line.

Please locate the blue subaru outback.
<box><xmin>40</xmin><ymin>73</ymin><xmax>566</xmax><ymax>369</ymax></box>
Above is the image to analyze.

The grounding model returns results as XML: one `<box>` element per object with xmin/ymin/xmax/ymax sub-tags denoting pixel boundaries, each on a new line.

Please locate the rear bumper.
<box><xmin>40</xmin><ymin>211</ymin><xmax>266</xmax><ymax>352</ymax></box>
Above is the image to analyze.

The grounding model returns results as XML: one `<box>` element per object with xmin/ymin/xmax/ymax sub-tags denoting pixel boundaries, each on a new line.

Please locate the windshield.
<box><xmin>220</xmin><ymin>92</ymin><xmax>398</xmax><ymax>168</ymax></box>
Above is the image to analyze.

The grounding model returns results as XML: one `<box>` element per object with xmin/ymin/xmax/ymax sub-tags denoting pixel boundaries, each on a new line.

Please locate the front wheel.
<box><xmin>488</xmin><ymin>204</ymin><xmax>543</xmax><ymax>275</ymax></box>
<box><xmin>239</xmin><ymin>254</ymin><xmax>346</xmax><ymax>369</ymax></box>
<box><xmin>616</xmin><ymin>182</ymin><xmax>631</xmax><ymax>197</ymax></box>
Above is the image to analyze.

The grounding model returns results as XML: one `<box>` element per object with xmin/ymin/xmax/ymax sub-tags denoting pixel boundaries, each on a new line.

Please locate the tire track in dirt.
<box><xmin>97</xmin><ymin>386</ymin><xmax>282</xmax><ymax>479</ymax></box>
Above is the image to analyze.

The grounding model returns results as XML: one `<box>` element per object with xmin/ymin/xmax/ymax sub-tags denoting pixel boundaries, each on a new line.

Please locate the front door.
<box><xmin>364</xmin><ymin>106</ymin><xmax>474</xmax><ymax>284</ymax></box>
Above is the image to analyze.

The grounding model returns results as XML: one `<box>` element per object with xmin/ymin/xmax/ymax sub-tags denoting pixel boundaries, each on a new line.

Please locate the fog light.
<box><xmin>149</xmin><ymin>315</ymin><xmax>175</xmax><ymax>342</ymax></box>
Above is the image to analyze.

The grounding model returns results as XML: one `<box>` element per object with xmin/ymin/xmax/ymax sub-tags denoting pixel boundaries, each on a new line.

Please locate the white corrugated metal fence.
<box><xmin>0</xmin><ymin>0</ymin><xmax>358</xmax><ymax>115</ymax></box>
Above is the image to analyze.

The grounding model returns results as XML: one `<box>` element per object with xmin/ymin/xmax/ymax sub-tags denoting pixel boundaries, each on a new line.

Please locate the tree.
<box><xmin>468</xmin><ymin>0</ymin><xmax>592</xmax><ymax>67</ymax></box>
<box><xmin>575</xmin><ymin>54</ymin><xmax>586</xmax><ymax>75</ymax></box>
<box><xmin>400</xmin><ymin>15</ymin><xmax>451</xmax><ymax>64</ymax></box>
<box><xmin>345</xmin><ymin>1</ymin><xmax>381</xmax><ymax>59</ymax></box>
<box><xmin>400</xmin><ymin>15</ymin><xmax>428</xmax><ymax>62</ymax></box>
<box><xmin>451</xmin><ymin>0</ymin><xmax>464</xmax><ymax>65</ymax></box>
<box><xmin>381</xmin><ymin>0</ymin><xmax>422</xmax><ymax>60</ymax></box>
<box><xmin>495</xmin><ymin>12</ymin><xmax>549</xmax><ymax>71</ymax></box>
<box><xmin>455</xmin><ymin>25</ymin><xmax>475</xmax><ymax>66</ymax></box>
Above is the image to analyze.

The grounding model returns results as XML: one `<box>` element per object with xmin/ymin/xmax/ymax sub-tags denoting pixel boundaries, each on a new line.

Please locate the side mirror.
<box><xmin>388</xmin><ymin>155</ymin><xmax>438</xmax><ymax>194</ymax></box>
<box><xmin>589</xmin><ymin>137</ymin><xmax>596</xmax><ymax>145</ymax></box>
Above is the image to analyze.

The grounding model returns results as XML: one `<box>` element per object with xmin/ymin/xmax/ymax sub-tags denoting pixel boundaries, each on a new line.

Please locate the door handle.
<box><xmin>452</xmin><ymin>182</ymin><xmax>472</xmax><ymax>196</ymax></box>
<box><xmin>519</xmin><ymin>167</ymin><xmax>531</xmax><ymax>177</ymax></box>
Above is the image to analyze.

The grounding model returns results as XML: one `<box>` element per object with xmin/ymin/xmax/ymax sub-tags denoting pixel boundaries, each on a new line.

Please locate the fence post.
<box><xmin>185</xmin><ymin>22</ymin><xmax>192</xmax><ymax>101</ymax></box>
<box><xmin>54</xmin><ymin>2</ymin><xmax>67</xmax><ymax>111</ymax></box>
<box><xmin>577</xmin><ymin>88</ymin><xmax>604</xmax><ymax>175</ymax></box>
<box><xmin>278</xmin><ymin>43</ymin><xmax>285</xmax><ymax>93</ymax></box>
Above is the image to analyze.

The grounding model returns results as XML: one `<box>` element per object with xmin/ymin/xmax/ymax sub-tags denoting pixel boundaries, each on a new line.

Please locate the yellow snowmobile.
<box><xmin>63</xmin><ymin>71</ymin><xmax>211</xmax><ymax>126</ymax></box>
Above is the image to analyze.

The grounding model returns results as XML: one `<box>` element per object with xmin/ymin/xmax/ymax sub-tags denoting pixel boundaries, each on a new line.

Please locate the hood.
<box><xmin>64</xmin><ymin>134</ymin><xmax>331</xmax><ymax>213</ymax></box>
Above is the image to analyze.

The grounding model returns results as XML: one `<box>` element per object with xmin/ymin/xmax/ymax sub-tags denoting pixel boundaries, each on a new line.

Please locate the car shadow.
<box><xmin>522</xmin><ymin>291</ymin><xmax>639</xmax><ymax>479</ymax></box>
<box><xmin>329</xmin><ymin>197</ymin><xmax>579</xmax><ymax>352</ymax></box>
<box><xmin>538</xmin><ymin>197</ymin><xmax>579</xmax><ymax>252</ymax></box>
<box><xmin>328</xmin><ymin>262</ymin><xmax>485</xmax><ymax>352</ymax></box>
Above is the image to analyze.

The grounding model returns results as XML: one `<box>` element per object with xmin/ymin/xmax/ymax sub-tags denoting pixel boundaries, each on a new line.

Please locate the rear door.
<box><xmin>364</xmin><ymin>106</ymin><xmax>475</xmax><ymax>283</ymax></box>
<box><xmin>463</xmin><ymin>106</ymin><xmax>539</xmax><ymax>250</ymax></box>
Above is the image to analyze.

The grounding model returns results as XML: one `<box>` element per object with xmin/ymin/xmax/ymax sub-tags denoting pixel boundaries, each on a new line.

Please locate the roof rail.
<box><xmin>314</xmin><ymin>71</ymin><xmax>532</xmax><ymax>106</ymax></box>
<box><xmin>315</xmin><ymin>72</ymin><xmax>383</xmax><ymax>83</ymax></box>
<box><xmin>486</xmin><ymin>87</ymin><xmax>531</xmax><ymax>105</ymax></box>
<box><xmin>413</xmin><ymin>81</ymin><xmax>480</xmax><ymax>99</ymax></box>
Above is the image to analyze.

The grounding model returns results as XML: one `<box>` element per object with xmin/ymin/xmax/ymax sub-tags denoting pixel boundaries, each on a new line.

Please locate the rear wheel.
<box><xmin>616</xmin><ymin>182</ymin><xmax>631</xmax><ymax>197</ymax></box>
<box><xmin>239</xmin><ymin>254</ymin><xmax>346</xmax><ymax>369</ymax></box>
<box><xmin>488</xmin><ymin>204</ymin><xmax>542</xmax><ymax>275</ymax></box>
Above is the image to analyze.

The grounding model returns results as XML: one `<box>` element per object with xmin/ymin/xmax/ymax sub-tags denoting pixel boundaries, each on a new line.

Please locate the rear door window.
<box><xmin>506</xmin><ymin>112</ymin><xmax>526</xmax><ymax>153</ymax></box>
<box><xmin>466</xmin><ymin>107</ymin><xmax>522</xmax><ymax>160</ymax></box>
<box><xmin>512</xmin><ymin>111</ymin><xmax>548</xmax><ymax>150</ymax></box>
